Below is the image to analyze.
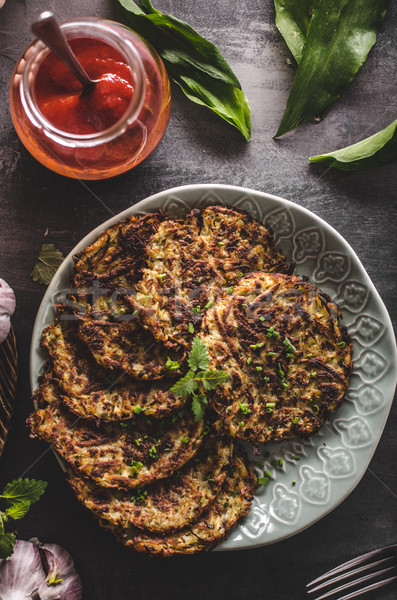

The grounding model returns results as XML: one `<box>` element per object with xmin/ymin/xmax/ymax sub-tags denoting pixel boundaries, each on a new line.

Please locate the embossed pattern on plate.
<box><xmin>29</xmin><ymin>184</ymin><xmax>397</xmax><ymax>551</ymax></box>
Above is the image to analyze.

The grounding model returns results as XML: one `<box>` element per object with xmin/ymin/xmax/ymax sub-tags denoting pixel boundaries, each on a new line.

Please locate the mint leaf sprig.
<box><xmin>170</xmin><ymin>337</ymin><xmax>228</xmax><ymax>422</ymax></box>
<box><xmin>0</xmin><ymin>478</ymin><xmax>47</xmax><ymax>559</ymax></box>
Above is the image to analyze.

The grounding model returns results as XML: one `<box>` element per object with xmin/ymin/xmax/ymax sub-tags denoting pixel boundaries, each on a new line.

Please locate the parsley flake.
<box><xmin>165</xmin><ymin>356</ymin><xmax>180</xmax><ymax>371</ymax></box>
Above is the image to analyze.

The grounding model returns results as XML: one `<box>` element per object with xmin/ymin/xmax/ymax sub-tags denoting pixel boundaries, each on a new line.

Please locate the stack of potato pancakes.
<box><xmin>28</xmin><ymin>206</ymin><xmax>352</xmax><ymax>555</ymax></box>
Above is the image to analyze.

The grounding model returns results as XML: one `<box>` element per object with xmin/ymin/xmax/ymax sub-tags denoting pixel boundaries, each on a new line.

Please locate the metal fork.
<box><xmin>306</xmin><ymin>544</ymin><xmax>397</xmax><ymax>600</ymax></box>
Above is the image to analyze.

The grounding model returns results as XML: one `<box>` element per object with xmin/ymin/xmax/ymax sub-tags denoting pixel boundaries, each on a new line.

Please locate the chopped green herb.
<box><xmin>238</xmin><ymin>421</ymin><xmax>244</xmax><ymax>427</ymax></box>
<box><xmin>134</xmin><ymin>405</ymin><xmax>143</xmax><ymax>415</ymax></box>
<box><xmin>293</xmin><ymin>416</ymin><xmax>299</xmax><ymax>424</ymax></box>
<box><xmin>158</xmin><ymin>273</ymin><xmax>167</xmax><ymax>280</ymax></box>
<box><xmin>267</xmin><ymin>352</ymin><xmax>277</xmax><ymax>357</ymax></box>
<box><xmin>246</xmin><ymin>357</ymin><xmax>252</xmax><ymax>365</ymax></box>
<box><xmin>120</xmin><ymin>422</ymin><xmax>128</xmax><ymax>429</ymax></box>
<box><xmin>292</xmin><ymin>480</ymin><xmax>296</xmax><ymax>487</ymax></box>
<box><xmin>237</xmin><ymin>271</ymin><xmax>244</xmax><ymax>278</ymax></box>
<box><xmin>204</xmin><ymin>300</ymin><xmax>214</xmax><ymax>310</ymax></box>
<box><xmin>281</xmin><ymin>381</ymin><xmax>290</xmax><ymax>389</ymax></box>
<box><xmin>266</xmin><ymin>326</ymin><xmax>279</xmax><ymax>338</ymax></box>
<box><xmin>313</xmin><ymin>404</ymin><xmax>319</xmax><ymax>413</ymax></box>
<box><xmin>226</xmin><ymin>286</ymin><xmax>234</xmax><ymax>294</ymax></box>
<box><xmin>181</xmin><ymin>437</ymin><xmax>190</xmax><ymax>444</ymax></box>
<box><xmin>266</xmin><ymin>402</ymin><xmax>276</xmax><ymax>408</ymax></box>
<box><xmin>192</xmin><ymin>306</ymin><xmax>201</xmax><ymax>314</ymax></box>
<box><xmin>263</xmin><ymin>376</ymin><xmax>270</xmax><ymax>383</ymax></box>
<box><xmin>277</xmin><ymin>363</ymin><xmax>285</xmax><ymax>378</ymax></box>
<box><xmin>255</xmin><ymin>366</ymin><xmax>263</xmax><ymax>371</ymax></box>
<box><xmin>250</xmin><ymin>342</ymin><xmax>265</xmax><ymax>350</ymax></box>
<box><xmin>130</xmin><ymin>460</ymin><xmax>143</xmax><ymax>476</ymax></box>
<box><xmin>238</xmin><ymin>402</ymin><xmax>251</xmax><ymax>415</ymax></box>
<box><xmin>148</xmin><ymin>446</ymin><xmax>158</xmax><ymax>459</ymax></box>
<box><xmin>218</xmin><ymin>241</ymin><xmax>225</xmax><ymax>246</ymax></box>
<box><xmin>258</xmin><ymin>477</ymin><xmax>269</xmax><ymax>486</ymax></box>
<box><xmin>311</xmin><ymin>371</ymin><xmax>317</xmax><ymax>378</ymax></box>
<box><xmin>306</xmin><ymin>353</ymin><xmax>313</xmax><ymax>358</ymax></box>
<box><xmin>130</xmin><ymin>489</ymin><xmax>147</xmax><ymax>505</ymax></box>
<box><xmin>232</xmin><ymin>491</ymin><xmax>238</xmax><ymax>498</ymax></box>
<box><xmin>264</xmin><ymin>470</ymin><xmax>272</xmax><ymax>478</ymax></box>
<box><xmin>134</xmin><ymin>438</ymin><xmax>141</xmax><ymax>447</ymax></box>
<box><xmin>197</xmin><ymin>277</ymin><xmax>203</xmax><ymax>283</ymax></box>
<box><xmin>119</xmin><ymin>306</ymin><xmax>126</xmax><ymax>314</ymax></box>
<box><xmin>165</xmin><ymin>356</ymin><xmax>180</xmax><ymax>371</ymax></box>
<box><xmin>290</xmin><ymin>454</ymin><xmax>301</xmax><ymax>461</ymax></box>
<box><xmin>205</xmin><ymin>474</ymin><xmax>215</xmax><ymax>482</ymax></box>
<box><xmin>337</xmin><ymin>341</ymin><xmax>346</xmax><ymax>348</ymax></box>
<box><xmin>132</xmin><ymin>310</ymin><xmax>138</xmax><ymax>317</ymax></box>
<box><xmin>283</xmin><ymin>337</ymin><xmax>296</xmax><ymax>354</ymax></box>
<box><xmin>259</xmin><ymin>316</ymin><xmax>265</xmax><ymax>322</ymax></box>
<box><xmin>188</xmin><ymin>322</ymin><xmax>195</xmax><ymax>334</ymax></box>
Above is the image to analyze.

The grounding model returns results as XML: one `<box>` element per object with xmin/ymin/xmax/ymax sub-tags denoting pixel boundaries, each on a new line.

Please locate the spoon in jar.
<box><xmin>31</xmin><ymin>11</ymin><xmax>96</xmax><ymax>92</ymax></box>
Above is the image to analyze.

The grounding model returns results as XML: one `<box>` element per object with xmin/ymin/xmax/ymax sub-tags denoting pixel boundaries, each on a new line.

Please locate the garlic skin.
<box><xmin>0</xmin><ymin>540</ymin><xmax>46</xmax><ymax>600</ymax></box>
<box><xmin>0</xmin><ymin>539</ymin><xmax>82</xmax><ymax>600</ymax></box>
<box><xmin>38</xmin><ymin>543</ymin><xmax>83</xmax><ymax>600</ymax></box>
<box><xmin>0</xmin><ymin>278</ymin><xmax>16</xmax><ymax>343</ymax></box>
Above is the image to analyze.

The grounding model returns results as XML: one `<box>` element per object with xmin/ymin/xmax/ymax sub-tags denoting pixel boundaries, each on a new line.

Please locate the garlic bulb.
<box><xmin>0</xmin><ymin>539</ymin><xmax>82</xmax><ymax>600</ymax></box>
<box><xmin>0</xmin><ymin>279</ymin><xmax>16</xmax><ymax>343</ymax></box>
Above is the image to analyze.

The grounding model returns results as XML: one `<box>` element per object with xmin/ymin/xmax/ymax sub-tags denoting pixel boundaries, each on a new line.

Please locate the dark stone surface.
<box><xmin>0</xmin><ymin>1</ymin><xmax>396</xmax><ymax>598</ymax></box>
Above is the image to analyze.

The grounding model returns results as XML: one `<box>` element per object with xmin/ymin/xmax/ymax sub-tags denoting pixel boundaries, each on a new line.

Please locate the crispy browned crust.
<box><xmin>28</xmin><ymin>382</ymin><xmax>204</xmax><ymax>490</ymax></box>
<box><xmin>72</xmin><ymin>212</ymin><xmax>164</xmax><ymax>290</ymax></box>
<box><xmin>201</xmin><ymin>272</ymin><xmax>353</xmax><ymax>443</ymax></box>
<box><xmin>77</xmin><ymin>307</ymin><xmax>183</xmax><ymax>380</ymax></box>
<box><xmin>67</xmin><ymin>436</ymin><xmax>233</xmax><ymax>534</ymax></box>
<box><xmin>40</xmin><ymin>319</ymin><xmax>184</xmax><ymax>420</ymax></box>
<box><xmin>132</xmin><ymin>206</ymin><xmax>291</xmax><ymax>351</ymax></box>
<box><xmin>108</xmin><ymin>446</ymin><xmax>256</xmax><ymax>556</ymax></box>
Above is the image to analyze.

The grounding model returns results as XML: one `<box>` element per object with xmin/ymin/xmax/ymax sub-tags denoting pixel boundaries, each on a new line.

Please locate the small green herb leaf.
<box><xmin>1</xmin><ymin>478</ymin><xmax>47</xmax><ymax>507</ymax></box>
<box><xmin>0</xmin><ymin>532</ymin><xmax>16</xmax><ymax>559</ymax></box>
<box><xmin>170</xmin><ymin>370</ymin><xmax>197</xmax><ymax>396</ymax></box>
<box><xmin>31</xmin><ymin>244</ymin><xmax>64</xmax><ymax>286</ymax></box>
<box><xmin>198</xmin><ymin>370</ymin><xmax>229</xmax><ymax>390</ymax></box>
<box><xmin>188</xmin><ymin>336</ymin><xmax>210</xmax><ymax>371</ymax></box>
<box><xmin>191</xmin><ymin>394</ymin><xmax>208</xmax><ymax>422</ymax></box>
<box><xmin>5</xmin><ymin>500</ymin><xmax>31</xmax><ymax>520</ymax></box>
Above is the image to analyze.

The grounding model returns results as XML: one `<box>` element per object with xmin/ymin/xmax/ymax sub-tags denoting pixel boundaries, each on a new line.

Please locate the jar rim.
<box><xmin>20</xmin><ymin>17</ymin><xmax>146</xmax><ymax>148</ymax></box>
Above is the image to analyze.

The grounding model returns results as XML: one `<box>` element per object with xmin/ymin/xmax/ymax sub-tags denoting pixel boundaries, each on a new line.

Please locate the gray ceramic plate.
<box><xmin>30</xmin><ymin>184</ymin><xmax>397</xmax><ymax>550</ymax></box>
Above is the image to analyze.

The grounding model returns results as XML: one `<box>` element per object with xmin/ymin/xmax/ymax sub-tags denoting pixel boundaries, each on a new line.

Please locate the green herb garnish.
<box><xmin>0</xmin><ymin>478</ymin><xmax>47</xmax><ymax>558</ymax></box>
<box><xmin>170</xmin><ymin>337</ymin><xmax>228</xmax><ymax>421</ymax></box>
<box><xmin>165</xmin><ymin>356</ymin><xmax>180</xmax><ymax>371</ymax></box>
<box><xmin>130</xmin><ymin>488</ymin><xmax>148</xmax><ymax>505</ymax></box>
<box><xmin>283</xmin><ymin>337</ymin><xmax>296</xmax><ymax>354</ymax></box>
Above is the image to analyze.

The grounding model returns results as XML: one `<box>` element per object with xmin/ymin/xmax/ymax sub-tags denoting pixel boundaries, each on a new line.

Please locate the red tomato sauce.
<box><xmin>35</xmin><ymin>38</ymin><xmax>134</xmax><ymax>134</ymax></box>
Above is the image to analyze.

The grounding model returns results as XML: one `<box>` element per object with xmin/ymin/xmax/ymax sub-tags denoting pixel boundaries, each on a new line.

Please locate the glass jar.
<box><xmin>9</xmin><ymin>17</ymin><xmax>171</xmax><ymax>180</ymax></box>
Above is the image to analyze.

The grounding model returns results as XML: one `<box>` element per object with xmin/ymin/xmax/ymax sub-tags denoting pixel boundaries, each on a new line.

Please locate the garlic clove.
<box><xmin>38</xmin><ymin>543</ymin><xmax>83</xmax><ymax>600</ymax></box>
<box><xmin>0</xmin><ymin>279</ymin><xmax>16</xmax><ymax>344</ymax></box>
<box><xmin>0</xmin><ymin>540</ymin><xmax>46</xmax><ymax>600</ymax></box>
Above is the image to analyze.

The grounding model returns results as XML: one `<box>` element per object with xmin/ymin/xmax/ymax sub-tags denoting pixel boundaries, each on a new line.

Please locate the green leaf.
<box><xmin>5</xmin><ymin>500</ymin><xmax>31</xmax><ymax>520</ymax></box>
<box><xmin>198</xmin><ymin>370</ymin><xmax>229</xmax><ymax>391</ymax></box>
<box><xmin>0</xmin><ymin>532</ymin><xmax>16</xmax><ymax>559</ymax></box>
<box><xmin>31</xmin><ymin>243</ymin><xmax>64</xmax><ymax>286</ymax></box>
<box><xmin>170</xmin><ymin>370</ymin><xmax>197</xmax><ymax>396</ymax></box>
<box><xmin>116</xmin><ymin>0</ymin><xmax>251</xmax><ymax>140</ymax></box>
<box><xmin>310</xmin><ymin>119</ymin><xmax>397</xmax><ymax>171</ymax></box>
<box><xmin>2</xmin><ymin>478</ymin><xmax>47</xmax><ymax>507</ymax></box>
<box><xmin>191</xmin><ymin>394</ymin><xmax>208</xmax><ymax>422</ymax></box>
<box><xmin>274</xmin><ymin>0</ymin><xmax>317</xmax><ymax>63</ymax></box>
<box><xmin>188</xmin><ymin>336</ymin><xmax>210</xmax><ymax>371</ymax></box>
<box><xmin>275</xmin><ymin>0</ymin><xmax>389</xmax><ymax>137</ymax></box>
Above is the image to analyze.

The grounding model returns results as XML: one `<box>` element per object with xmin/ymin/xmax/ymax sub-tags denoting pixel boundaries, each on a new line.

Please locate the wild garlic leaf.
<box><xmin>31</xmin><ymin>244</ymin><xmax>64</xmax><ymax>286</ymax></box>
<box><xmin>188</xmin><ymin>336</ymin><xmax>209</xmax><ymax>371</ymax></box>
<box><xmin>0</xmin><ymin>532</ymin><xmax>16</xmax><ymax>559</ymax></box>
<box><xmin>274</xmin><ymin>0</ymin><xmax>317</xmax><ymax>63</ymax></box>
<box><xmin>199</xmin><ymin>370</ymin><xmax>229</xmax><ymax>391</ymax></box>
<box><xmin>191</xmin><ymin>394</ymin><xmax>208</xmax><ymax>422</ymax></box>
<box><xmin>5</xmin><ymin>500</ymin><xmax>31</xmax><ymax>520</ymax></box>
<box><xmin>310</xmin><ymin>120</ymin><xmax>397</xmax><ymax>171</ymax></box>
<box><xmin>275</xmin><ymin>0</ymin><xmax>389</xmax><ymax>137</ymax></box>
<box><xmin>116</xmin><ymin>0</ymin><xmax>251</xmax><ymax>140</ymax></box>
<box><xmin>170</xmin><ymin>370</ymin><xmax>197</xmax><ymax>396</ymax></box>
<box><xmin>2</xmin><ymin>478</ymin><xmax>47</xmax><ymax>507</ymax></box>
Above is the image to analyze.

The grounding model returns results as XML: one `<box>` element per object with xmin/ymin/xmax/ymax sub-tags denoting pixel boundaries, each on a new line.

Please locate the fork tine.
<box><xmin>307</xmin><ymin>544</ymin><xmax>397</xmax><ymax>588</ymax></box>
<box><xmin>310</xmin><ymin>567</ymin><xmax>397</xmax><ymax>600</ymax></box>
<box><xmin>307</xmin><ymin>556</ymin><xmax>395</xmax><ymax>593</ymax></box>
<box><xmin>314</xmin><ymin>575</ymin><xmax>397</xmax><ymax>600</ymax></box>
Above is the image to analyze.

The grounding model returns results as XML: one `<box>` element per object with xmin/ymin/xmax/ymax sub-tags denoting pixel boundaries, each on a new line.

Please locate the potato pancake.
<box><xmin>41</xmin><ymin>319</ymin><xmax>184</xmax><ymax>420</ymax></box>
<box><xmin>108</xmin><ymin>447</ymin><xmax>256</xmax><ymax>556</ymax></box>
<box><xmin>200</xmin><ymin>272</ymin><xmax>352</xmax><ymax>443</ymax></box>
<box><xmin>72</xmin><ymin>212</ymin><xmax>163</xmax><ymax>290</ymax></box>
<box><xmin>132</xmin><ymin>206</ymin><xmax>291</xmax><ymax>351</ymax></box>
<box><xmin>28</xmin><ymin>381</ymin><xmax>204</xmax><ymax>489</ymax></box>
<box><xmin>67</xmin><ymin>436</ymin><xmax>233</xmax><ymax>534</ymax></box>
